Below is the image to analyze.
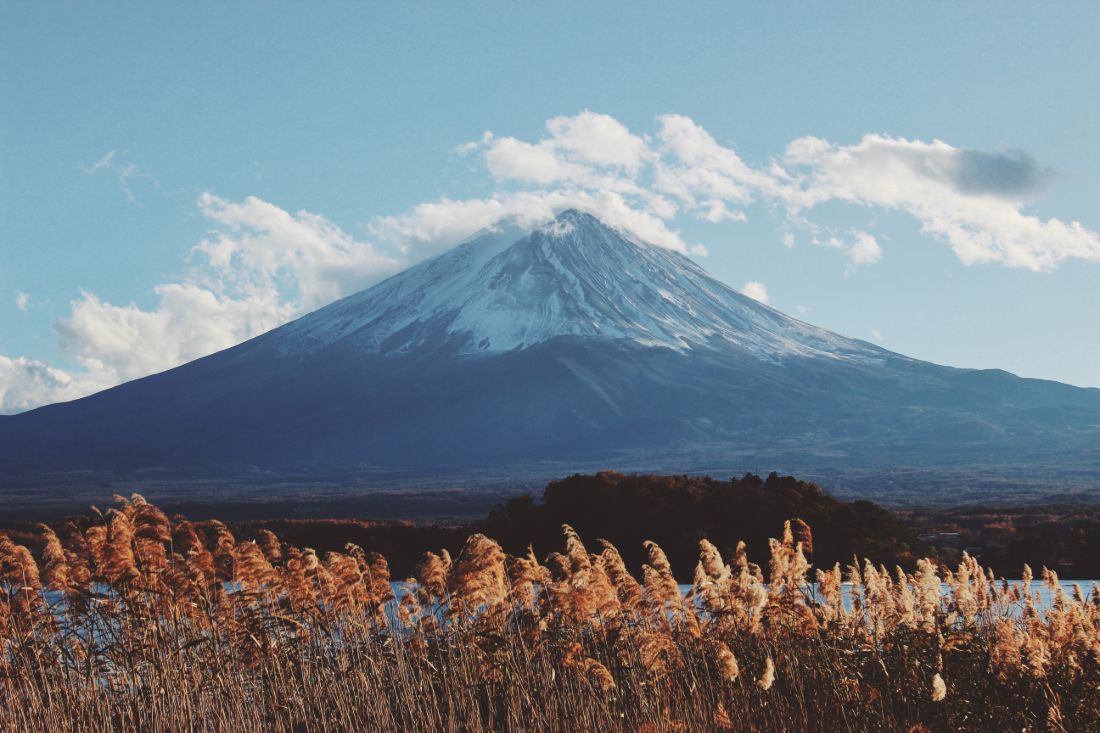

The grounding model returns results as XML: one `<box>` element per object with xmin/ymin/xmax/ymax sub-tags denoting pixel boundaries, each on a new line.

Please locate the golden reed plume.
<box><xmin>0</xmin><ymin>502</ymin><xmax>1097</xmax><ymax>732</ymax></box>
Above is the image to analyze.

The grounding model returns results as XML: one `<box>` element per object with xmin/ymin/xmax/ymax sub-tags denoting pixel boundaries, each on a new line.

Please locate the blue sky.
<box><xmin>2</xmin><ymin>3</ymin><xmax>1100</xmax><ymax>411</ymax></box>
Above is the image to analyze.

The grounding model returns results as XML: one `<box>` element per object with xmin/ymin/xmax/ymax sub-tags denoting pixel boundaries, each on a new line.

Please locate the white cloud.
<box><xmin>546</xmin><ymin>111</ymin><xmax>649</xmax><ymax>171</ymax></box>
<box><xmin>847</xmin><ymin>231</ymin><xmax>883</xmax><ymax>266</ymax></box>
<box><xmin>369</xmin><ymin>189</ymin><xmax>690</xmax><ymax>255</ymax></box>
<box><xmin>14</xmin><ymin>292</ymin><xmax>29</xmax><ymax>312</ymax></box>
<box><xmin>485</xmin><ymin>138</ymin><xmax>577</xmax><ymax>184</ymax></box>
<box><xmin>194</xmin><ymin>193</ymin><xmax>401</xmax><ymax>312</ymax></box>
<box><xmin>817</xmin><ymin>230</ymin><xmax>883</xmax><ymax>268</ymax></box>
<box><xmin>0</xmin><ymin>194</ymin><xmax>405</xmax><ymax>413</ymax></box>
<box><xmin>0</xmin><ymin>356</ymin><xmax>113</xmax><ymax>414</ymax></box>
<box><xmin>456</xmin><ymin>112</ymin><xmax>1100</xmax><ymax>272</ymax></box>
<box><xmin>781</xmin><ymin>134</ymin><xmax>1099</xmax><ymax>270</ymax></box>
<box><xmin>653</xmin><ymin>114</ymin><xmax>784</xmax><ymax>214</ymax></box>
<box><xmin>871</xmin><ymin>329</ymin><xmax>885</xmax><ymax>342</ymax></box>
<box><xmin>484</xmin><ymin>111</ymin><xmax>649</xmax><ymax>185</ymax></box>
<box><xmin>80</xmin><ymin>149</ymin><xmax>154</xmax><ymax>202</ymax></box>
<box><xmin>53</xmin><ymin>285</ymin><xmax>292</xmax><ymax>386</ymax></box>
<box><xmin>740</xmin><ymin>281</ymin><xmax>769</xmax><ymax>304</ymax></box>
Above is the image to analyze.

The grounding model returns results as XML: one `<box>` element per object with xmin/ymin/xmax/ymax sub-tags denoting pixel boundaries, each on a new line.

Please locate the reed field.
<box><xmin>1</xmin><ymin>495</ymin><xmax>1098</xmax><ymax>732</ymax></box>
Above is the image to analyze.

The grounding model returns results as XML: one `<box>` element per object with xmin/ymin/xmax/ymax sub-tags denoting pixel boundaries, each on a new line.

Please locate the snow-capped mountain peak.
<box><xmin>272</xmin><ymin>209</ymin><xmax>883</xmax><ymax>363</ymax></box>
<box><xmin>6</xmin><ymin>210</ymin><xmax>1100</xmax><ymax>492</ymax></box>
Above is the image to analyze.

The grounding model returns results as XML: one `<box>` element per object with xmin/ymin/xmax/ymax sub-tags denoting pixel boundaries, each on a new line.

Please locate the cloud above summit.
<box><xmin>372</xmin><ymin>111</ymin><xmax>1100</xmax><ymax>272</ymax></box>
<box><xmin>443</xmin><ymin>112</ymin><xmax>1100</xmax><ymax>271</ymax></box>
<box><xmin>2</xmin><ymin>110</ymin><xmax>1098</xmax><ymax>413</ymax></box>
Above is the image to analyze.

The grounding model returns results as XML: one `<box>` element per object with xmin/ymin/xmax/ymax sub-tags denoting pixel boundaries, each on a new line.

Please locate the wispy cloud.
<box><xmin>80</xmin><ymin>150</ymin><xmax>117</xmax><ymax>175</ymax></box>
<box><xmin>14</xmin><ymin>292</ymin><xmax>29</xmax><ymax>312</ymax></box>
<box><xmin>80</xmin><ymin>149</ymin><xmax>155</xmax><ymax>202</ymax></box>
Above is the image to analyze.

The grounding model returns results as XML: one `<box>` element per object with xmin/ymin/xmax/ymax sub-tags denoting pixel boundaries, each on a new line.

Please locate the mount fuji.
<box><xmin>3</xmin><ymin>209</ymin><xmax>1099</xmax><ymax>501</ymax></box>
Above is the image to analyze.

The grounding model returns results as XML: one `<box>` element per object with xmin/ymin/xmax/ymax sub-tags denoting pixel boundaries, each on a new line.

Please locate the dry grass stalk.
<box><xmin>0</xmin><ymin>504</ymin><xmax>1098</xmax><ymax>732</ymax></box>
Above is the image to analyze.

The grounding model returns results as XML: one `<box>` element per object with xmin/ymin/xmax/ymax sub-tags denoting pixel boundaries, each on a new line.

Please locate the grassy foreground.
<box><xmin>0</xmin><ymin>496</ymin><xmax>1097</xmax><ymax>732</ymax></box>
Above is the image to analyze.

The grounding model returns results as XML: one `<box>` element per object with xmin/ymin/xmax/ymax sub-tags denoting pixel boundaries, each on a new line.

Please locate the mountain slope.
<box><xmin>2</xmin><ymin>210</ymin><xmax>1099</xmax><ymax>492</ymax></box>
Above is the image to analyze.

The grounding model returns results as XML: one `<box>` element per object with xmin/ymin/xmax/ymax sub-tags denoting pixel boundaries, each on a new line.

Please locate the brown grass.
<box><xmin>0</xmin><ymin>496</ymin><xmax>1097</xmax><ymax>732</ymax></box>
